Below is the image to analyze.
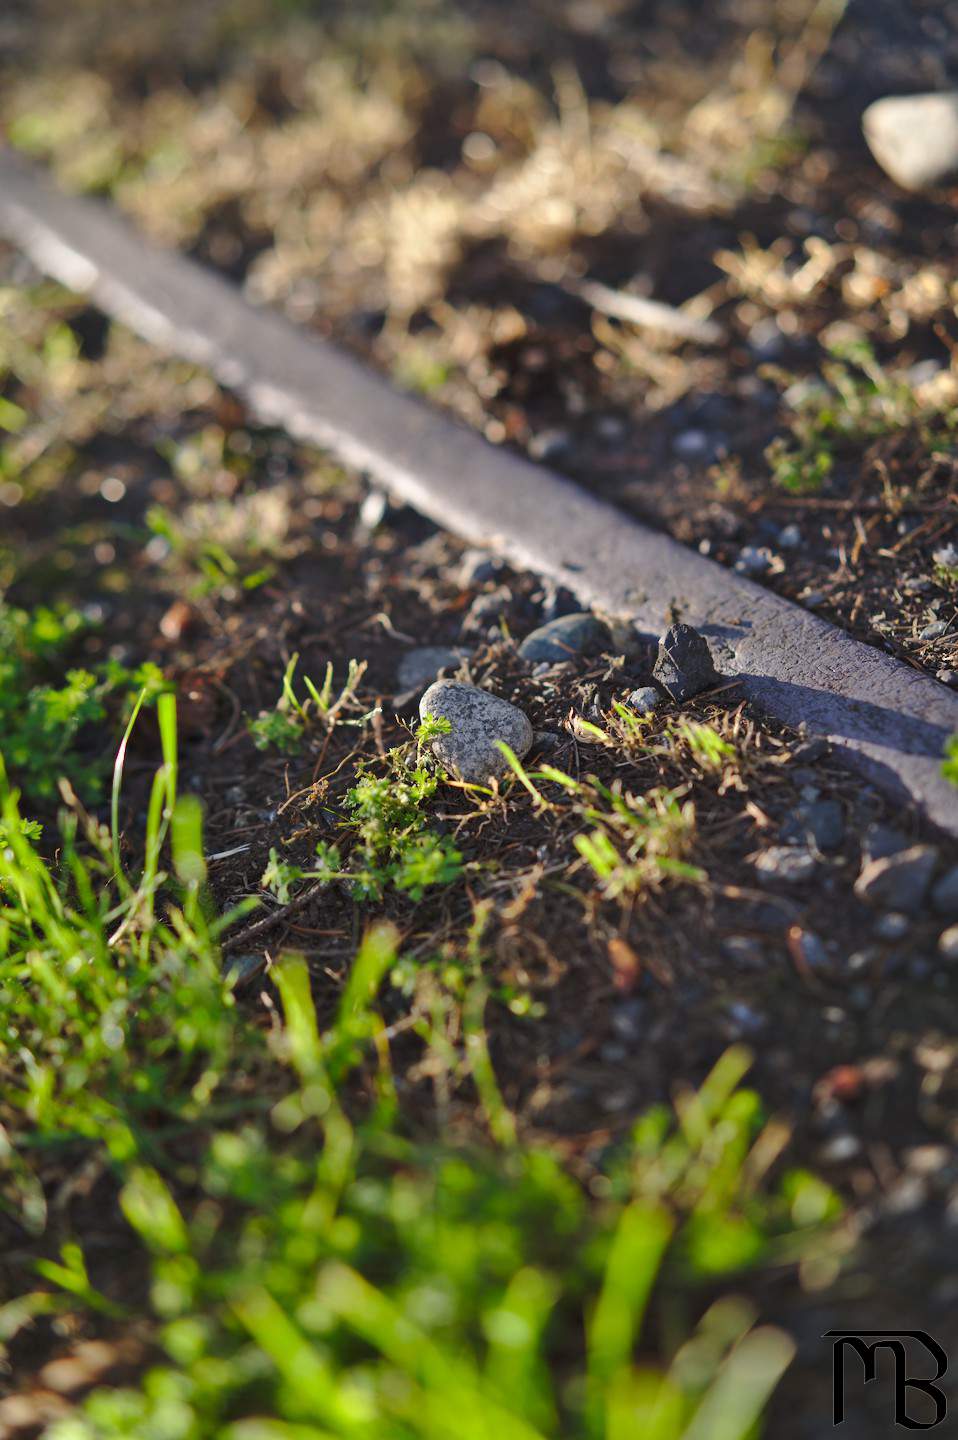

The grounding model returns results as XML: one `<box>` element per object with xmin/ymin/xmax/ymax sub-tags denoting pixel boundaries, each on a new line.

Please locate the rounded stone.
<box><xmin>518</xmin><ymin>612</ymin><xmax>610</xmax><ymax>665</ymax></box>
<box><xmin>853</xmin><ymin>844</ymin><xmax>939</xmax><ymax>914</ymax></box>
<box><xmin>863</xmin><ymin>92</ymin><xmax>958</xmax><ymax>191</ymax></box>
<box><xmin>419</xmin><ymin>679</ymin><xmax>533</xmax><ymax>785</ymax></box>
<box><xmin>780</xmin><ymin>798</ymin><xmax>845</xmax><ymax>851</ymax></box>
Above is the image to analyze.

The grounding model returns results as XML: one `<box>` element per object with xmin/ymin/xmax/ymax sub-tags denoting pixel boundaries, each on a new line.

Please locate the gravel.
<box><xmin>854</xmin><ymin>844</ymin><xmax>939</xmax><ymax>914</ymax></box>
<box><xmin>863</xmin><ymin>92</ymin><xmax>958</xmax><ymax>190</ymax></box>
<box><xmin>519</xmin><ymin>612</ymin><xmax>610</xmax><ymax>664</ymax></box>
<box><xmin>939</xmin><ymin>925</ymin><xmax>958</xmax><ymax>962</ymax></box>
<box><xmin>419</xmin><ymin>679</ymin><xmax>533</xmax><ymax>784</ymax></box>
<box><xmin>652</xmin><ymin>623</ymin><xmax>719</xmax><ymax>703</ymax></box>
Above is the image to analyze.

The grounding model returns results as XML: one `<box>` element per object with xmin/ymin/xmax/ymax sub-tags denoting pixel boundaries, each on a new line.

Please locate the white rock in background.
<box><xmin>862</xmin><ymin>92</ymin><xmax>958</xmax><ymax>190</ymax></box>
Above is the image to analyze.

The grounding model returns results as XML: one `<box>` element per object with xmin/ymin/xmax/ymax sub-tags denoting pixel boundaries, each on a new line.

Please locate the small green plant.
<box><xmin>764</xmin><ymin>337</ymin><xmax>958</xmax><ymax>494</ymax></box>
<box><xmin>574</xmin><ymin>782</ymin><xmax>704</xmax><ymax>900</ymax></box>
<box><xmin>415</xmin><ymin>712</ymin><xmax>453</xmax><ymax>746</ymax></box>
<box><xmin>670</xmin><ymin>719</ymin><xmax>738</xmax><ymax>773</ymax></box>
<box><xmin>248</xmin><ymin>653</ymin><xmax>374</xmax><ymax>753</ymax></box>
<box><xmin>263</xmin><ymin>753</ymin><xmax>463</xmax><ymax>902</ymax></box>
<box><xmin>0</xmin><ymin>599</ymin><xmax>166</xmax><ymax>804</ymax></box>
<box><xmin>943</xmin><ymin>735</ymin><xmax>958</xmax><ymax>787</ymax></box>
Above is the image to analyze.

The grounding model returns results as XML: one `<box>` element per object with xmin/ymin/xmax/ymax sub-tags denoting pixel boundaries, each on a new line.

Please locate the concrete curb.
<box><xmin>2</xmin><ymin>151</ymin><xmax>956</xmax><ymax>835</ymax></box>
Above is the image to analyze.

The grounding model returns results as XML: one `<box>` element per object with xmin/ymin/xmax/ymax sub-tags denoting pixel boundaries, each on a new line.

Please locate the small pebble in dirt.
<box><xmin>919</xmin><ymin>619</ymin><xmax>950</xmax><ymax>642</ymax></box>
<box><xmin>939</xmin><ymin>925</ymin><xmax>958</xmax><ymax>962</ymax></box>
<box><xmin>780</xmin><ymin>798</ymin><xmax>844</xmax><ymax>851</ymax></box>
<box><xmin>753</xmin><ymin>845</ymin><xmax>818</xmax><ymax>887</ymax></box>
<box><xmin>625</xmin><ymin>685</ymin><xmax>664</xmax><ymax>715</ymax></box>
<box><xmin>794</xmin><ymin>929</ymin><xmax>829</xmax><ymax>970</ymax></box>
<box><xmin>396</xmin><ymin>646</ymin><xmax>467</xmax><ymax>694</ymax></box>
<box><xmin>933</xmin><ymin>542</ymin><xmax>958</xmax><ymax>569</ymax></box>
<box><xmin>358</xmin><ymin>488</ymin><xmax>389</xmax><ymax>530</ymax></box>
<box><xmin>938</xmin><ymin>669</ymin><xmax>958</xmax><ymax>687</ymax></box>
<box><xmin>611</xmin><ymin>999</ymin><xmax>645</xmax><ymax>1041</ymax></box>
<box><xmin>854</xmin><ymin>844</ymin><xmax>939</xmax><ymax>914</ymax></box>
<box><xmin>528</xmin><ymin>427</ymin><xmax>571</xmax><ymax>462</ymax></box>
<box><xmin>419</xmin><ymin>679</ymin><xmax>533</xmax><ymax>784</ymax></box>
<box><xmin>673</xmin><ymin>428</ymin><xmax>711</xmax><ymax>461</ymax></box>
<box><xmin>873</xmin><ymin>912</ymin><xmax>911</xmax><ymax>942</ymax></box>
<box><xmin>726</xmin><ymin>1001</ymin><xmax>764</xmax><ymax>1034</ymax></box>
<box><xmin>721</xmin><ymin>935</ymin><xmax>765</xmax><ymax>968</ymax></box>
<box><xmin>862</xmin><ymin>823</ymin><xmax>909</xmax><ymax>866</ymax></box>
<box><xmin>519</xmin><ymin>612</ymin><xmax>610</xmax><ymax>664</ymax></box>
<box><xmin>735</xmin><ymin>544</ymin><xmax>776</xmax><ymax>575</ymax></box>
<box><xmin>931</xmin><ymin>866</ymin><xmax>958</xmax><ymax>919</ymax></box>
<box><xmin>652</xmin><ymin>622</ymin><xmax>719</xmax><ymax>702</ymax></box>
<box><xmin>461</xmin><ymin>584</ymin><xmax>512</xmax><ymax>635</ymax></box>
<box><xmin>819</xmin><ymin>1132</ymin><xmax>861</xmax><ymax>1164</ymax></box>
<box><xmin>863</xmin><ymin>92</ymin><xmax>958</xmax><ymax>190</ymax></box>
<box><xmin>778</xmin><ymin>523</ymin><xmax>802</xmax><ymax>550</ymax></box>
<box><xmin>458</xmin><ymin>549</ymin><xmax>504</xmax><ymax>588</ymax></box>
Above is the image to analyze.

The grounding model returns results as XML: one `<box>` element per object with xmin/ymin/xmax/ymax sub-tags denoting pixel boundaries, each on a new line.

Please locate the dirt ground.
<box><xmin>2</xmin><ymin>2</ymin><xmax>958</xmax><ymax>1435</ymax></box>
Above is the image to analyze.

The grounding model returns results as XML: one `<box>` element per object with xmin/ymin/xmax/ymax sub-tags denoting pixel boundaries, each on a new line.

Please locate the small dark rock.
<box><xmin>854</xmin><ymin>844</ymin><xmax>939</xmax><ymax>914</ymax></box>
<box><xmin>874</xmin><ymin>912</ymin><xmax>911</xmax><ymax>942</ymax></box>
<box><xmin>735</xmin><ymin>545</ymin><xmax>776</xmax><ymax>575</ymax></box>
<box><xmin>793</xmin><ymin>929</ymin><xmax>829</xmax><ymax>970</ymax></box>
<box><xmin>862</xmin><ymin>823</ymin><xmax>909</xmax><ymax>866</ymax></box>
<box><xmin>721</xmin><ymin>935</ymin><xmax>765</xmax><ymax>968</ymax></box>
<box><xmin>535</xmin><ymin>580</ymin><xmax>581</xmax><ymax>624</ymax></box>
<box><xmin>791</xmin><ymin>737</ymin><xmax>829</xmax><ymax>764</ymax></box>
<box><xmin>519</xmin><ymin>612</ymin><xmax>610</xmax><ymax>664</ymax></box>
<box><xmin>780</xmin><ymin>798</ymin><xmax>844</xmax><ymax>851</ymax></box>
<box><xmin>396</xmin><ymin>646</ymin><xmax>467</xmax><ymax>694</ymax></box>
<box><xmin>931</xmin><ymin>866</ymin><xmax>958</xmax><ymax>918</ymax></box>
<box><xmin>611</xmin><ymin>999</ymin><xmax>645</xmax><ymax>1041</ymax></box>
<box><xmin>652</xmin><ymin>623</ymin><xmax>719</xmax><ymax>702</ymax></box>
